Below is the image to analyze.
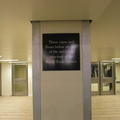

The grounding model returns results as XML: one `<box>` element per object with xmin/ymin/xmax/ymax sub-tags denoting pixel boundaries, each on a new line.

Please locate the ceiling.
<box><xmin>0</xmin><ymin>0</ymin><xmax>119</xmax><ymax>63</ymax></box>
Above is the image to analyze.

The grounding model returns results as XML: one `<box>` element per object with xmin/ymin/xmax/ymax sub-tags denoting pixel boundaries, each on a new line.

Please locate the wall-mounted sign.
<box><xmin>43</xmin><ymin>33</ymin><xmax>80</xmax><ymax>71</ymax></box>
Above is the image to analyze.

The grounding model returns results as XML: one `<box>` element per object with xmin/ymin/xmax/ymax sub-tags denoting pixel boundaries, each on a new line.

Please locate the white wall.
<box><xmin>115</xmin><ymin>63</ymin><xmax>120</xmax><ymax>82</ymax></box>
<box><xmin>40</xmin><ymin>21</ymin><xmax>83</xmax><ymax>120</ymax></box>
<box><xmin>28</xmin><ymin>63</ymin><xmax>33</xmax><ymax>96</ymax></box>
<box><xmin>1</xmin><ymin>63</ymin><xmax>12</xmax><ymax>96</ymax></box>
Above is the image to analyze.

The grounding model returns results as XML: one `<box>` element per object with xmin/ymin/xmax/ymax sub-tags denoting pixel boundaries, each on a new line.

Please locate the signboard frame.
<box><xmin>43</xmin><ymin>33</ymin><xmax>80</xmax><ymax>71</ymax></box>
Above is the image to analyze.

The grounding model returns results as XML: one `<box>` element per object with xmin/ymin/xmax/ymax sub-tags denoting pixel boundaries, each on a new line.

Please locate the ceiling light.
<box><xmin>0</xmin><ymin>56</ymin><xmax>2</xmax><ymax>57</ymax></box>
<box><xmin>0</xmin><ymin>59</ymin><xmax>19</xmax><ymax>62</ymax></box>
<box><xmin>101</xmin><ymin>60</ymin><xmax>113</xmax><ymax>62</ymax></box>
<box><xmin>9</xmin><ymin>61</ymin><xmax>28</xmax><ymax>63</ymax></box>
<box><xmin>112</xmin><ymin>58</ymin><xmax>120</xmax><ymax>60</ymax></box>
<box><xmin>111</xmin><ymin>58</ymin><xmax>120</xmax><ymax>63</ymax></box>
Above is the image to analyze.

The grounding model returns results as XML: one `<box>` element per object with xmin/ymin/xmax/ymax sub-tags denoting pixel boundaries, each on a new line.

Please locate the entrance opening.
<box><xmin>91</xmin><ymin>61</ymin><xmax>116</xmax><ymax>95</ymax></box>
<box><xmin>91</xmin><ymin>62</ymin><xmax>100</xmax><ymax>95</ymax></box>
<box><xmin>12</xmin><ymin>63</ymin><xmax>28</xmax><ymax>96</ymax></box>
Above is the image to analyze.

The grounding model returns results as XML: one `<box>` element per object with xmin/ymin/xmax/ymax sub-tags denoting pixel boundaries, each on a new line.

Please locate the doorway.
<box><xmin>91</xmin><ymin>62</ymin><xmax>100</xmax><ymax>95</ymax></box>
<box><xmin>91</xmin><ymin>61</ymin><xmax>116</xmax><ymax>95</ymax></box>
<box><xmin>100</xmin><ymin>62</ymin><xmax>115</xmax><ymax>95</ymax></box>
<box><xmin>12</xmin><ymin>63</ymin><xmax>28</xmax><ymax>96</ymax></box>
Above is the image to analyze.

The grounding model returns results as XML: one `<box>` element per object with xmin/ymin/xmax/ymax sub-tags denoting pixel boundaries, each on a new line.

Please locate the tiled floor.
<box><xmin>92</xmin><ymin>95</ymin><xmax>120</xmax><ymax>120</ymax></box>
<box><xmin>0</xmin><ymin>96</ymin><xmax>33</xmax><ymax>120</ymax></box>
<box><xmin>0</xmin><ymin>95</ymin><xmax>120</xmax><ymax>120</ymax></box>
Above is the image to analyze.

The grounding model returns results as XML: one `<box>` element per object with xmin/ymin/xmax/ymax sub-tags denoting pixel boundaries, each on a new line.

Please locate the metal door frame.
<box><xmin>100</xmin><ymin>61</ymin><xmax>116</xmax><ymax>95</ymax></box>
<box><xmin>12</xmin><ymin>63</ymin><xmax>28</xmax><ymax>96</ymax></box>
<box><xmin>91</xmin><ymin>62</ymin><xmax>100</xmax><ymax>95</ymax></box>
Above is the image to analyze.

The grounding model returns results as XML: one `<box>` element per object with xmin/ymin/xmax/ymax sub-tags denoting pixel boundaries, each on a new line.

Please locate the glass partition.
<box><xmin>14</xmin><ymin>65</ymin><xmax>27</xmax><ymax>79</ymax></box>
<box><xmin>103</xmin><ymin>83</ymin><xmax>110</xmax><ymax>91</ymax></box>
<box><xmin>91</xmin><ymin>64</ymin><xmax>99</xmax><ymax>78</ymax></box>
<box><xmin>91</xmin><ymin>62</ymin><xmax>100</xmax><ymax>95</ymax></box>
<box><xmin>102</xmin><ymin>63</ymin><xmax>112</xmax><ymax>78</ymax></box>
<box><xmin>91</xmin><ymin>83</ymin><xmax>98</xmax><ymax>92</ymax></box>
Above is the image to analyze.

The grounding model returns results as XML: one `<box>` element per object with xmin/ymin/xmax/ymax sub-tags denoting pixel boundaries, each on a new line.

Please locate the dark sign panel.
<box><xmin>43</xmin><ymin>33</ymin><xmax>80</xmax><ymax>71</ymax></box>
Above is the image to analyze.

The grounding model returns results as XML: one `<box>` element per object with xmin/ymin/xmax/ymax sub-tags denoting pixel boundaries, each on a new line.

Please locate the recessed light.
<box><xmin>0</xmin><ymin>59</ymin><xmax>19</xmax><ymax>62</ymax></box>
<box><xmin>9</xmin><ymin>61</ymin><xmax>28</xmax><ymax>63</ymax></box>
<box><xmin>112</xmin><ymin>58</ymin><xmax>120</xmax><ymax>60</ymax></box>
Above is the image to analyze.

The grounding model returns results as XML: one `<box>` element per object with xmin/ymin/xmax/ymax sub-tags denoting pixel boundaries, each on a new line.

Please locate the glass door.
<box><xmin>12</xmin><ymin>63</ymin><xmax>28</xmax><ymax>96</ymax></box>
<box><xmin>100</xmin><ymin>62</ymin><xmax>116</xmax><ymax>95</ymax></box>
<box><xmin>91</xmin><ymin>62</ymin><xmax>100</xmax><ymax>95</ymax></box>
